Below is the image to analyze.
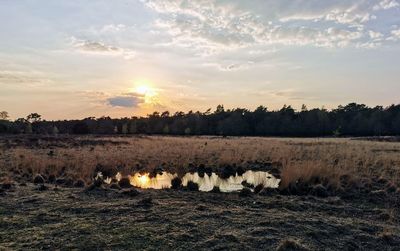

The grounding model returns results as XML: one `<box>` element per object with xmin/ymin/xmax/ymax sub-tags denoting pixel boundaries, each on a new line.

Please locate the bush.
<box><xmin>33</xmin><ymin>174</ymin><xmax>45</xmax><ymax>184</ymax></box>
<box><xmin>236</xmin><ymin>166</ymin><xmax>245</xmax><ymax>176</ymax></box>
<box><xmin>220</xmin><ymin>165</ymin><xmax>236</xmax><ymax>179</ymax></box>
<box><xmin>118</xmin><ymin>177</ymin><xmax>132</xmax><ymax>188</ymax></box>
<box><xmin>254</xmin><ymin>184</ymin><xmax>264</xmax><ymax>194</ymax></box>
<box><xmin>239</xmin><ymin>187</ymin><xmax>253</xmax><ymax>197</ymax></box>
<box><xmin>259</xmin><ymin>187</ymin><xmax>278</xmax><ymax>196</ymax></box>
<box><xmin>187</xmin><ymin>181</ymin><xmax>199</xmax><ymax>191</ymax></box>
<box><xmin>197</xmin><ymin>164</ymin><xmax>206</xmax><ymax>177</ymax></box>
<box><xmin>1</xmin><ymin>181</ymin><xmax>14</xmax><ymax>190</ymax></box>
<box><xmin>109</xmin><ymin>183</ymin><xmax>121</xmax><ymax>190</ymax></box>
<box><xmin>65</xmin><ymin>178</ymin><xmax>74</xmax><ymax>187</ymax></box>
<box><xmin>205</xmin><ymin>167</ymin><xmax>213</xmax><ymax>176</ymax></box>
<box><xmin>73</xmin><ymin>179</ymin><xmax>85</xmax><ymax>188</ymax></box>
<box><xmin>120</xmin><ymin>188</ymin><xmax>140</xmax><ymax>197</ymax></box>
<box><xmin>171</xmin><ymin>177</ymin><xmax>182</xmax><ymax>189</ymax></box>
<box><xmin>311</xmin><ymin>184</ymin><xmax>329</xmax><ymax>197</ymax></box>
<box><xmin>55</xmin><ymin>178</ymin><xmax>66</xmax><ymax>185</ymax></box>
<box><xmin>211</xmin><ymin>186</ymin><xmax>220</xmax><ymax>193</ymax></box>
<box><xmin>48</xmin><ymin>174</ymin><xmax>56</xmax><ymax>183</ymax></box>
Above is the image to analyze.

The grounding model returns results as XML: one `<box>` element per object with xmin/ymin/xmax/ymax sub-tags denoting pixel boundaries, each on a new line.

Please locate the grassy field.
<box><xmin>1</xmin><ymin>135</ymin><xmax>400</xmax><ymax>188</ymax></box>
<box><xmin>1</xmin><ymin>135</ymin><xmax>400</xmax><ymax>250</ymax></box>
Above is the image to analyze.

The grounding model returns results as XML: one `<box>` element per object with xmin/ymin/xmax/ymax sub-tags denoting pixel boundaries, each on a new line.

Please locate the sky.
<box><xmin>0</xmin><ymin>0</ymin><xmax>400</xmax><ymax>120</ymax></box>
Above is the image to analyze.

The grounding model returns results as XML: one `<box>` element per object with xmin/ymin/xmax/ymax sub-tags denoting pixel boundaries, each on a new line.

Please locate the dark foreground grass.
<box><xmin>1</xmin><ymin>184</ymin><xmax>399</xmax><ymax>250</ymax></box>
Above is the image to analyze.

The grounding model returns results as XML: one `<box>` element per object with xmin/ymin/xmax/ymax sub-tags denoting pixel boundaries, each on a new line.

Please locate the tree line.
<box><xmin>1</xmin><ymin>103</ymin><xmax>400</xmax><ymax>137</ymax></box>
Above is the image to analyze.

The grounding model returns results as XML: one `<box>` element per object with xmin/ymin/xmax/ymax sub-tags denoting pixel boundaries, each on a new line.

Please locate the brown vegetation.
<box><xmin>0</xmin><ymin>135</ymin><xmax>400</xmax><ymax>196</ymax></box>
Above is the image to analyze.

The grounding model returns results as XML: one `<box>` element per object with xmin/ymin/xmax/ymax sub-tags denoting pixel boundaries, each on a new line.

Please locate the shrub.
<box><xmin>37</xmin><ymin>184</ymin><xmax>48</xmax><ymax>191</ymax></box>
<box><xmin>239</xmin><ymin>187</ymin><xmax>252</xmax><ymax>197</ymax></box>
<box><xmin>171</xmin><ymin>177</ymin><xmax>182</xmax><ymax>189</ymax></box>
<box><xmin>1</xmin><ymin>179</ymin><xmax>14</xmax><ymax>190</ymax></box>
<box><xmin>236</xmin><ymin>166</ymin><xmax>245</xmax><ymax>176</ymax></box>
<box><xmin>211</xmin><ymin>186</ymin><xmax>220</xmax><ymax>193</ymax></box>
<box><xmin>65</xmin><ymin>178</ymin><xmax>74</xmax><ymax>187</ymax></box>
<box><xmin>311</xmin><ymin>184</ymin><xmax>329</xmax><ymax>197</ymax></box>
<box><xmin>33</xmin><ymin>174</ymin><xmax>45</xmax><ymax>184</ymax></box>
<box><xmin>73</xmin><ymin>179</ymin><xmax>85</xmax><ymax>188</ymax></box>
<box><xmin>220</xmin><ymin>165</ymin><xmax>235</xmax><ymax>179</ymax></box>
<box><xmin>118</xmin><ymin>177</ymin><xmax>132</xmax><ymax>188</ymax></box>
<box><xmin>197</xmin><ymin>164</ymin><xmax>206</xmax><ymax>177</ymax></box>
<box><xmin>55</xmin><ymin>178</ymin><xmax>66</xmax><ymax>185</ymax></box>
<box><xmin>259</xmin><ymin>187</ymin><xmax>278</xmax><ymax>196</ymax></box>
<box><xmin>120</xmin><ymin>188</ymin><xmax>140</xmax><ymax>197</ymax></box>
<box><xmin>109</xmin><ymin>183</ymin><xmax>121</xmax><ymax>190</ymax></box>
<box><xmin>149</xmin><ymin>166</ymin><xmax>164</xmax><ymax>178</ymax></box>
<box><xmin>48</xmin><ymin>174</ymin><xmax>56</xmax><ymax>183</ymax></box>
<box><xmin>205</xmin><ymin>167</ymin><xmax>213</xmax><ymax>176</ymax></box>
<box><xmin>1</xmin><ymin>182</ymin><xmax>12</xmax><ymax>190</ymax></box>
<box><xmin>241</xmin><ymin>181</ymin><xmax>254</xmax><ymax>189</ymax></box>
<box><xmin>254</xmin><ymin>184</ymin><xmax>264</xmax><ymax>194</ymax></box>
<box><xmin>187</xmin><ymin>181</ymin><xmax>199</xmax><ymax>191</ymax></box>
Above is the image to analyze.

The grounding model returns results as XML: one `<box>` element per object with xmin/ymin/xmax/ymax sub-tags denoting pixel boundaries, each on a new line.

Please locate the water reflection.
<box><xmin>98</xmin><ymin>170</ymin><xmax>280</xmax><ymax>193</ymax></box>
<box><xmin>129</xmin><ymin>172</ymin><xmax>177</xmax><ymax>189</ymax></box>
<box><xmin>182</xmin><ymin>171</ymin><xmax>280</xmax><ymax>192</ymax></box>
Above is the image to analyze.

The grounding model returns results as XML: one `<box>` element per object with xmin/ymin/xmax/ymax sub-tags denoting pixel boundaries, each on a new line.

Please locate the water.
<box><xmin>98</xmin><ymin>170</ymin><xmax>281</xmax><ymax>193</ymax></box>
<box><xmin>182</xmin><ymin>170</ymin><xmax>280</xmax><ymax>192</ymax></box>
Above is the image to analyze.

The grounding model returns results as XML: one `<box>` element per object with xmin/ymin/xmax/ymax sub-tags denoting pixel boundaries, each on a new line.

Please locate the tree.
<box><xmin>0</xmin><ymin>111</ymin><xmax>10</xmax><ymax>133</ymax></box>
<box><xmin>215</xmin><ymin>105</ymin><xmax>225</xmax><ymax>114</ymax></box>
<box><xmin>184</xmin><ymin>127</ymin><xmax>192</xmax><ymax>135</ymax></box>
<box><xmin>129</xmin><ymin>121</ymin><xmax>137</xmax><ymax>134</ymax></box>
<box><xmin>1</xmin><ymin>102</ymin><xmax>400</xmax><ymax>136</ymax></box>
<box><xmin>0</xmin><ymin>111</ymin><xmax>9</xmax><ymax>120</ymax></box>
<box><xmin>52</xmin><ymin>126</ymin><xmax>59</xmax><ymax>135</ymax></box>
<box><xmin>204</xmin><ymin>108</ymin><xmax>212</xmax><ymax>115</ymax></box>
<box><xmin>27</xmin><ymin>113</ymin><xmax>42</xmax><ymax>123</ymax></box>
<box><xmin>72</xmin><ymin>121</ymin><xmax>90</xmax><ymax>134</ymax></box>
<box><xmin>163</xmin><ymin>125</ymin><xmax>170</xmax><ymax>134</ymax></box>
<box><xmin>25</xmin><ymin>123</ymin><xmax>33</xmax><ymax>134</ymax></box>
<box><xmin>121</xmin><ymin>123</ymin><xmax>128</xmax><ymax>134</ymax></box>
<box><xmin>97</xmin><ymin>117</ymin><xmax>114</xmax><ymax>134</ymax></box>
<box><xmin>161</xmin><ymin>111</ymin><xmax>170</xmax><ymax>118</ymax></box>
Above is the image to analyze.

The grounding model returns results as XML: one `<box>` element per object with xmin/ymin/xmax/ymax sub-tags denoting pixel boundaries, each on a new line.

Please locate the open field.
<box><xmin>1</xmin><ymin>135</ymin><xmax>400</xmax><ymax>250</ymax></box>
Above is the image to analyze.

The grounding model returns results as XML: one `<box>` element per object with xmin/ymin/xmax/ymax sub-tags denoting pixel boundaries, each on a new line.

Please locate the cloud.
<box><xmin>0</xmin><ymin>70</ymin><xmax>53</xmax><ymax>87</ymax></box>
<box><xmin>368</xmin><ymin>30</ymin><xmax>384</xmax><ymax>39</ymax></box>
<box><xmin>107</xmin><ymin>93</ymin><xmax>145</xmax><ymax>108</ymax></box>
<box><xmin>373</xmin><ymin>0</ymin><xmax>399</xmax><ymax>10</ymax></box>
<box><xmin>142</xmin><ymin>0</ymin><xmax>396</xmax><ymax>54</ymax></box>
<box><xmin>202</xmin><ymin>61</ymin><xmax>255</xmax><ymax>71</ymax></box>
<box><xmin>71</xmin><ymin>37</ymin><xmax>136</xmax><ymax>59</ymax></box>
<box><xmin>280</xmin><ymin>6</ymin><xmax>375</xmax><ymax>27</ymax></box>
<box><xmin>247</xmin><ymin>88</ymin><xmax>318</xmax><ymax>102</ymax></box>
<box><xmin>388</xmin><ymin>29</ymin><xmax>400</xmax><ymax>40</ymax></box>
<box><xmin>100</xmin><ymin>24</ymin><xmax>127</xmax><ymax>33</ymax></box>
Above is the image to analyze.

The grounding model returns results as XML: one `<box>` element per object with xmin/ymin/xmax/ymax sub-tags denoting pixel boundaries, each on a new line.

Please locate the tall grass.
<box><xmin>1</xmin><ymin>136</ymin><xmax>400</xmax><ymax>186</ymax></box>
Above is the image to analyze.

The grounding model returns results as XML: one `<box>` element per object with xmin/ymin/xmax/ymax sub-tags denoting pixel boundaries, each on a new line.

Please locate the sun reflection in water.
<box><xmin>100</xmin><ymin>170</ymin><xmax>280</xmax><ymax>192</ymax></box>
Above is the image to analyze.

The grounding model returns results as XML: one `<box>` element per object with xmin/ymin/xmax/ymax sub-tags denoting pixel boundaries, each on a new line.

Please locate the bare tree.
<box><xmin>0</xmin><ymin>111</ymin><xmax>9</xmax><ymax>120</ymax></box>
<box><xmin>27</xmin><ymin>113</ymin><xmax>42</xmax><ymax>123</ymax></box>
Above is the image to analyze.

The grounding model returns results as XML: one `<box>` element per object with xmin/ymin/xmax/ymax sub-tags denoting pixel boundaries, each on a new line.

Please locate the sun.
<box><xmin>131</xmin><ymin>81</ymin><xmax>158</xmax><ymax>104</ymax></box>
<box><xmin>138</xmin><ymin>174</ymin><xmax>150</xmax><ymax>187</ymax></box>
<box><xmin>136</xmin><ymin>85</ymin><xmax>151</xmax><ymax>96</ymax></box>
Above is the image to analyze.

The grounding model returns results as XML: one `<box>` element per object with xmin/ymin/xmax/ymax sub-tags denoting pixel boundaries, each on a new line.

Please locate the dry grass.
<box><xmin>276</xmin><ymin>238</ymin><xmax>309</xmax><ymax>251</ymax></box>
<box><xmin>1</xmin><ymin>136</ymin><xmax>400</xmax><ymax>189</ymax></box>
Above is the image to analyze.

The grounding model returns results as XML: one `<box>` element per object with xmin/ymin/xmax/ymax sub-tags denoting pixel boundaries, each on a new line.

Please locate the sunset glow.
<box><xmin>138</xmin><ymin>174</ymin><xmax>150</xmax><ymax>187</ymax></box>
<box><xmin>0</xmin><ymin>0</ymin><xmax>399</xmax><ymax>120</ymax></box>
